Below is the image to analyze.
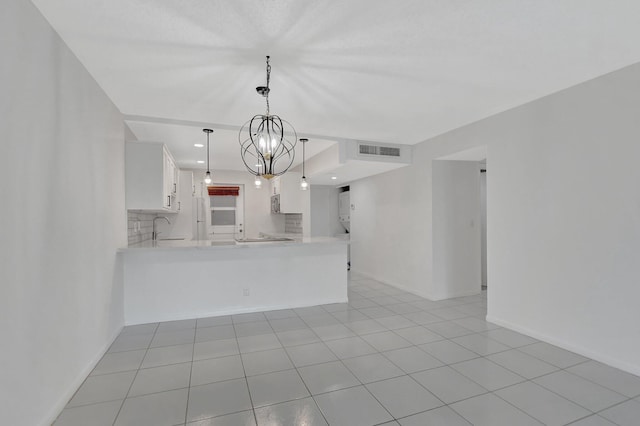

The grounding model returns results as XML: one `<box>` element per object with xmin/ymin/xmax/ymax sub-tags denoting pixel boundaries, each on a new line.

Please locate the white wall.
<box><xmin>432</xmin><ymin>160</ymin><xmax>481</xmax><ymax>299</ymax></box>
<box><xmin>0</xmin><ymin>1</ymin><xmax>126</xmax><ymax>425</ymax></box>
<box><xmin>124</xmin><ymin>123</ymin><xmax>137</xmax><ymax>141</ymax></box>
<box><xmin>310</xmin><ymin>185</ymin><xmax>347</xmax><ymax>237</ymax></box>
<box><xmin>351</xmin><ymin>62</ymin><xmax>640</xmax><ymax>375</ymax></box>
<box><xmin>485</xmin><ymin>64</ymin><xmax>640</xmax><ymax>375</ymax></box>
<box><xmin>350</xmin><ymin>143</ymin><xmax>434</xmax><ymax>298</ymax></box>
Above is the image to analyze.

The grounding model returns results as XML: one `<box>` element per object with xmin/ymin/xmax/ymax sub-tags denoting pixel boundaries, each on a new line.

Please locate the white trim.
<box><xmin>350</xmin><ymin>269</ymin><xmax>481</xmax><ymax>301</ymax></box>
<box><xmin>486</xmin><ymin>315</ymin><xmax>640</xmax><ymax>377</ymax></box>
<box><xmin>429</xmin><ymin>289</ymin><xmax>482</xmax><ymax>301</ymax></box>
<box><xmin>124</xmin><ymin>298</ymin><xmax>348</xmax><ymax>326</ymax></box>
<box><xmin>350</xmin><ymin>268</ymin><xmax>434</xmax><ymax>300</ymax></box>
<box><xmin>43</xmin><ymin>326</ymin><xmax>123</xmax><ymax>426</ymax></box>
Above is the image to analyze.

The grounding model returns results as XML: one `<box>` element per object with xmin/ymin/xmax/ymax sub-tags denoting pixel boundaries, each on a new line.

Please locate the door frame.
<box><xmin>206</xmin><ymin>183</ymin><xmax>245</xmax><ymax>241</ymax></box>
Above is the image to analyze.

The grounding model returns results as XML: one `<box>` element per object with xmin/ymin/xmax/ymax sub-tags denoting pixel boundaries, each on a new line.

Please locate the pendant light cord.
<box><xmin>206</xmin><ymin>131</ymin><xmax>210</xmax><ymax>173</ymax></box>
<box><xmin>265</xmin><ymin>56</ymin><xmax>271</xmax><ymax>115</ymax></box>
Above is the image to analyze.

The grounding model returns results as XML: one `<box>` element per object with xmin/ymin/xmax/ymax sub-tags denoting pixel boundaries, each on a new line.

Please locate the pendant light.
<box><xmin>203</xmin><ymin>128</ymin><xmax>213</xmax><ymax>184</ymax></box>
<box><xmin>254</xmin><ymin>165</ymin><xmax>262</xmax><ymax>189</ymax></box>
<box><xmin>239</xmin><ymin>56</ymin><xmax>297</xmax><ymax>180</ymax></box>
<box><xmin>300</xmin><ymin>138</ymin><xmax>308</xmax><ymax>190</ymax></box>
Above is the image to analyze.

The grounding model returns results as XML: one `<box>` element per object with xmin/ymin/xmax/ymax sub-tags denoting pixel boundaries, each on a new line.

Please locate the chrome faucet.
<box><xmin>152</xmin><ymin>216</ymin><xmax>171</xmax><ymax>241</ymax></box>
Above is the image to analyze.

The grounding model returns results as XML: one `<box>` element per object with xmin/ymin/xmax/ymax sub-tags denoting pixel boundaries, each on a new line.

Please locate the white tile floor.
<box><xmin>54</xmin><ymin>272</ymin><xmax>640</xmax><ymax>426</ymax></box>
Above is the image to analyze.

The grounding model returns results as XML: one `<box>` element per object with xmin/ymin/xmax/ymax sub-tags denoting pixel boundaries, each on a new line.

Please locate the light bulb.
<box><xmin>300</xmin><ymin>177</ymin><xmax>309</xmax><ymax>191</ymax></box>
<box><xmin>204</xmin><ymin>171</ymin><xmax>212</xmax><ymax>184</ymax></box>
<box><xmin>258</xmin><ymin>135</ymin><xmax>269</xmax><ymax>156</ymax></box>
<box><xmin>254</xmin><ymin>177</ymin><xmax>262</xmax><ymax>189</ymax></box>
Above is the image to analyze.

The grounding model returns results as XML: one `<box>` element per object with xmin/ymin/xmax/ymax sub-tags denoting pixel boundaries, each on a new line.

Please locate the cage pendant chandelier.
<box><xmin>239</xmin><ymin>56</ymin><xmax>297</xmax><ymax>179</ymax></box>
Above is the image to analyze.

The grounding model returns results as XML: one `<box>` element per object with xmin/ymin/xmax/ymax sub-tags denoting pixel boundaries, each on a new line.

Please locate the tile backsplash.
<box><xmin>127</xmin><ymin>211</ymin><xmax>156</xmax><ymax>245</ymax></box>
<box><xmin>128</xmin><ymin>211</ymin><xmax>301</xmax><ymax>243</ymax></box>
<box><xmin>285</xmin><ymin>213</ymin><xmax>303</xmax><ymax>234</ymax></box>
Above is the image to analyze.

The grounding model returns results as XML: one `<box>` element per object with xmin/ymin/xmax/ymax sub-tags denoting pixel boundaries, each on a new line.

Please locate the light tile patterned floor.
<box><xmin>54</xmin><ymin>272</ymin><xmax>640</xmax><ymax>425</ymax></box>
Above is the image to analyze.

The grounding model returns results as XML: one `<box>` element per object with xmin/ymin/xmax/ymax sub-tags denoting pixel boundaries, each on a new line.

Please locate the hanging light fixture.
<box><xmin>300</xmin><ymin>138</ymin><xmax>309</xmax><ymax>190</ymax></box>
<box><xmin>239</xmin><ymin>56</ymin><xmax>297</xmax><ymax>180</ymax></box>
<box><xmin>203</xmin><ymin>128</ymin><xmax>213</xmax><ymax>184</ymax></box>
<box><xmin>254</xmin><ymin>165</ymin><xmax>262</xmax><ymax>189</ymax></box>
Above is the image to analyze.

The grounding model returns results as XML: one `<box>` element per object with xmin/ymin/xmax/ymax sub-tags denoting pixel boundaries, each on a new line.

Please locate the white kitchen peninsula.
<box><xmin>119</xmin><ymin>238</ymin><xmax>348</xmax><ymax>325</ymax></box>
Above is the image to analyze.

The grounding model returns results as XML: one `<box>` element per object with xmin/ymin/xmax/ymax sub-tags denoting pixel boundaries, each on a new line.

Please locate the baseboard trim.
<box><xmin>486</xmin><ymin>315</ymin><xmax>640</xmax><ymax>377</ymax></box>
<box><xmin>429</xmin><ymin>289</ymin><xmax>482</xmax><ymax>301</ymax></box>
<box><xmin>350</xmin><ymin>269</ymin><xmax>434</xmax><ymax>300</ymax></box>
<box><xmin>350</xmin><ymin>269</ymin><xmax>483</xmax><ymax>301</ymax></box>
<box><xmin>124</xmin><ymin>298</ymin><xmax>350</xmax><ymax>326</ymax></box>
<box><xmin>42</xmin><ymin>326</ymin><xmax>123</xmax><ymax>426</ymax></box>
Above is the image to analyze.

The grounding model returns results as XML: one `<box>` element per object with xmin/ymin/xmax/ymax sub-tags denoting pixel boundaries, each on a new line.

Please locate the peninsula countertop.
<box><xmin>120</xmin><ymin>236</ymin><xmax>347</xmax><ymax>253</ymax></box>
<box><xmin>120</xmin><ymin>234</ymin><xmax>349</xmax><ymax>324</ymax></box>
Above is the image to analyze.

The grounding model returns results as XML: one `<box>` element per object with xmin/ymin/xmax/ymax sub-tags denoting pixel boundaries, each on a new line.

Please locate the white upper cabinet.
<box><xmin>164</xmin><ymin>153</ymin><xmax>178</xmax><ymax>199</ymax></box>
<box><xmin>125</xmin><ymin>142</ymin><xmax>180</xmax><ymax>212</ymax></box>
<box><xmin>270</xmin><ymin>172</ymin><xmax>303</xmax><ymax>213</ymax></box>
<box><xmin>170</xmin><ymin>170</ymin><xmax>195</xmax><ymax>238</ymax></box>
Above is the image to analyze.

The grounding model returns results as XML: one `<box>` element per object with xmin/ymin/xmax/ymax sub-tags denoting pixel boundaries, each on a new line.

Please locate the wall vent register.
<box><xmin>358</xmin><ymin>144</ymin><xmax>401</xmax><ymax>157</ymax></box>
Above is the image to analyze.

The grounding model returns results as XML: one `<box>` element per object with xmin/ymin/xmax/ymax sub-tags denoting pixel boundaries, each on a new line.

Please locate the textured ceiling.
<box><xmin>31</xmin><ymin>0</ymin><xmax>640</xmax><ymax>170</ymax></box>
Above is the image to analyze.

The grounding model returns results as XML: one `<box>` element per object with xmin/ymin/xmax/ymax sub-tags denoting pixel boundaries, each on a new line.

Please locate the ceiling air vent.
<box><xmin>358</xmin><ymin>144</ymin><xmax>401</xmax><ymax>157</ymax></box>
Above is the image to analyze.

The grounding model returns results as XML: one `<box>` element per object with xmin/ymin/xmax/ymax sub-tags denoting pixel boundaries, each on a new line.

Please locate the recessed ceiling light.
<box><xmin>194</xmin><ymin>143</ymin><xmax>204</xmax><ymax>148</ymax></box>
<box><xmin>197</xmin><ymin>160</ymin><xmax>205</xmax><ymax>164</ymax></box>
<box><xmin>331</xmin><ymin>176</ymin><xmax>337</xmax><ymax>180</ymax></box>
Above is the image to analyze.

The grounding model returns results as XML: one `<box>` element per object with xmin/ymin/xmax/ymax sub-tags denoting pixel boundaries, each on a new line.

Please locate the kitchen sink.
<box><xmin>235</xmin><ymin>237</ymin><xmax>294</xmax><ymax>243</ymax></box>
<box><xmin>208</xmin><ymin>241</ymin><xmax>236</xmax><ymax>246</ymax></box>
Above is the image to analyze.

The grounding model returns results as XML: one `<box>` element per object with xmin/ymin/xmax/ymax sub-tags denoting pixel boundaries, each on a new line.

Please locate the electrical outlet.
<box><xmin>243</xmin><ymin>288</ymin><xmax>250</xmax><ymax>296</ymax></box>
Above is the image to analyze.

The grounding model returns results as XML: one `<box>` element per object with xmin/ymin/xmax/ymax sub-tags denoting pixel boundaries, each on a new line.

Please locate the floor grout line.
<box><xmin>181</xmin><ymin>332</ymin><xmax>196</xmax><ymax>425</ymax></box>
<box><xmin>55</xmin><ymin>278</ymin><xmax>640</xmax><ymax>426</ymax></box>
<box><xmin>110</xmin><ymin>322</ymin><xmax>159</xmax><ymax>426</ymax></box>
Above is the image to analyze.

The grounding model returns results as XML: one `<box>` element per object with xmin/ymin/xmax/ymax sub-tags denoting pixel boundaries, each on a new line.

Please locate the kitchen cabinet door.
<box><xmin>170</xmin><ymin>170</ymin><xmax>194</xmax><ymax>239</ymax></box>
<box><xmin>270</xmin><ymin>172</ymin><xmax>303</xmax><ymax>213</ymax></box>
<box><xmin>125</xmin><ymin>142</ymin><xmax>180</xmax><ymax>212</ymax></box>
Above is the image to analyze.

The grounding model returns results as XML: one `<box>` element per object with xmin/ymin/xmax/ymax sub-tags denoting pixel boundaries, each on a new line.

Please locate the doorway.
<box><xmin>432</xmin><ymin>146</ymin><xmax>487</xmax><ymax>299</ymax></box>
<box><xmin>206</xmin><ymin>184</ymin><xmax>245</xmax><ymax>241</ymax></box>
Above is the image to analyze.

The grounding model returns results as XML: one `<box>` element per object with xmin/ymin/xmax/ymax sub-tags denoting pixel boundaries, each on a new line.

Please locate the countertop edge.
<box><xmin>119</xmin><ymin>237</ymin><xmax>348</xmax><ymax>253</ymax></box>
